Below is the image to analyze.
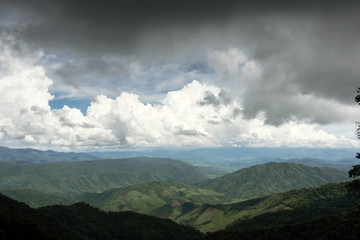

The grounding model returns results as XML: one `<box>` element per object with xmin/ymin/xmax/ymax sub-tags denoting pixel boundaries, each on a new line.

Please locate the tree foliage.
<box><xmin>346</xmin><ymin>88</ymin><xmax>360</xmax><ymax>197</ymax></box>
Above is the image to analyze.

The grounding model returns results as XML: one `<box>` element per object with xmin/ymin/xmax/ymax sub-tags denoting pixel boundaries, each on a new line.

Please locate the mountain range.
<box><xmin>195</xmin><ymin>162</ymin><xmax>348</xmax><ymax>200</ymax></box>
<box><xmin>1</xmin><ymin>146</ymin><xmax>358</xmax><ymax>172</ymax></box>
<box><xmin>0</xmin><ymin>145</ymin><xmax>358</xmax><ymax>239</ymax></box>
<box><xmin>0</xmin><ymin>146</ymin><xmax>99</xmax><ymax>163</ymax></box>
<box><xmin>0</xmin><ymin>157</ymin><xmax>207</xmax><ymax>196</ymax></box>
<box><xmin>1</xmin><ymin>181</ymin><xmax>358</xmax><ymax>239</ymax></box>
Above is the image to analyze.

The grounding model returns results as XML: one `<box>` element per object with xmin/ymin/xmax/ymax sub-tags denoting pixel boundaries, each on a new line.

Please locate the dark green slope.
<box><xmin>0</xmin><ymin>193</ymin><xmax>201</xmax><ymax>240</ymax></box>
<box><xmin>195</xmin><ymin>162</ymin><xmax>348</xmax><ymax>200</ymax></box>
<box><xmin>0</xmin><ymin>157</ymin><xmax>207</xmax><ymax>196</ymax></box>
<box><xmin>204</xmin><ymin>210</ymin><xmax>360</xmax><ymax>240</ymax></box>
<box><xmin>171</xmin><ymin>182</ymin><xmax>359</xmax><ymax>232</ymax></box>
<box><xmin>0</xmin><ymin>188</ymin><xmax>76</xmax><ymax>208</ymax></box>
<box><xmin>78</xmin><ymin>181</ymin><xmax>230</xmax><ymax>215</ymax></box>
<box><xmin>0</xmin><ymin>146</ymin><xmax>99</xmax><ymax>163</ymax></box>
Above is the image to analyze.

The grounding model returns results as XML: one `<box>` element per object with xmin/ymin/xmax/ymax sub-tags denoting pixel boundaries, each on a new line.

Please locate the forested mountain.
<box><xmin>1</xmin><ymin>186</ymin><xmax>359</xmax><ymax>240</ymax></box>
<box><xmin>77</xmin><ymin>181</ymin><xmax>230</xmax><ymax>214</ymax></box>
<box><xmin>195</xmin><ymin>162</ymin><xmax>348</xmax><ymax>200</ymax></box>
<box><xmin>0</xmin><ymin>188</ymin><xmax>76</xmax><ymax>208</ymax></box>
<box><xmin>0</xmin><ymin>193</ymin><xmax>201</xmax><ymax>240</ymax></box>
<box><xmin>162</xmin><ymin>182</ymin><xmax>359</xmax><ymax>232</ymax></box>
<box><xmin>88</xmin><ymin>147</ymin><xmax>356</xmax><ymax>162</ymax></box>
<box><xmin>0</xmin><ymin>176</ymin><xmax>358</xmax><ymax>239</ymax></box>
<box><xmin>0</xmin><ymin>146</ymin><xmax>99</xmax><ymax>163</ymax></box>
<box><xmin>204</xmin><ymin>209</ymin><xmax>360</xmax><ymax>240</ymax></box>
<box><xmin>0</xmin><ymin>157</ymin><xmax>207</xmax><ymax>196</ymax></box>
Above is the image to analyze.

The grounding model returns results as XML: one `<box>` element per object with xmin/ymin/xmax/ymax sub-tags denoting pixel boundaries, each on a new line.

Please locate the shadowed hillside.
<box><xmin>0</xmin><ymin>193</ymin><xmax>201</xmax><ymax>240</ymax></box>
<box><xmin>204</xmin><ymin>209</ymin><xmax>360</xmax><ymax>240</ymax></box>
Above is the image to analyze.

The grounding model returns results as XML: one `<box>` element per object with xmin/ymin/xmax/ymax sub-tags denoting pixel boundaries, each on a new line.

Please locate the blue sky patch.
<box><xmin>49</xmin><ymin>98</ymin><xmax>91</xmax><ymax>115</ymax></box>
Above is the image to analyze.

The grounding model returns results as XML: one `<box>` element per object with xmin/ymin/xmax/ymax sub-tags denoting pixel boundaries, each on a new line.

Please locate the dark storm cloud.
<box><xmin>239</xmin><ymin>12</ymin><xmax>360</xmax><ymax>125</ymax></box>
<box><xmin>199</xmin><ymin>90</ymin><xmax>231</xmax><ymax>106</ymax></box>
<box><xmin>1</xmin><ymin>0</ymin><xmax>360</xmax><ymax>125</ymax></box>
<box><xmin>4</xmin><ymin>0</ymin><xmax>355</xmax><ymax>56</ymax></box>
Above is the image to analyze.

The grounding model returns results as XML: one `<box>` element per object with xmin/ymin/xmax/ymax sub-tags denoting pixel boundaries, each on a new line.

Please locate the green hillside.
<box><xmin>1</xmin><ymin>184</ymin><xmax>359</xmax><ymax>240</ymax></box>
<box><xmin>195</xmin><ymin>162</ymin><xmax>348</xmax><ymax>200</ymax></box>
<box><xmin>166</xmin><ymin>182</ymin><xmax>359</xmax><ymax>232</ymax></box>
<box><xmin>204</xmin><ymin>210</ymin><xmax>360</xmax><ymax>240</ymax></box>
<box><xmin>78</xmin><ymin>181</ymin><xmax>231</xmax><ymax>215</ymax></box>
<box><xmin>0</xmin><ymin>193</ymin><xmax>201</xmax><ymax>240</ymax></box>
<box><xmin>0</xmin><ymin>157</ymin><xmax>207</xmax><ymax>196</ymax></box>
<box><xmin>0</xmin><ymin>188</ymin><xmax>76</xmax><ymax>208</ymax></box>
<box><xmin>0</xmin><ymin>146</ymin><xmax>99</xmax><ymax>163</ymax></box>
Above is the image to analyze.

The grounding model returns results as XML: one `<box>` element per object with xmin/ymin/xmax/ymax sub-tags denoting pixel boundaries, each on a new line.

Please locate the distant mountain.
<box><xmin>87</xmin><ymin>148</ymin><xmax>359</xmax><ymax>173</ymax></box>
<box><xmin>0</xmin><ymin>157</ymin><xmax>207</xmax><ymax>196</ymax></box>
<box><xmin>0</xmin><ymin>193</ymin><xmax>201</xmax><ymax>240</ymax></box>
<box><xmin>78</xmin><ymin>181</ymin><xmax>230</xmax><ymax>215</ymax></box>
<box><xmin>0</xmin><ymin>146</ymin><xmax>99</xmax><ymax>163</ymax></box>
<box><xmin>219</xmin><ymin>157</ymin><xmax>359</xmax><ymax>171</ymax></box>
<box><xmin>0</xmin><ymin>188</ymin><xmax>76</xmax><ymax>208</ymax></box>
<box><xmin>166</xmin><ymin>182</ymin><xmax>359</xmax><ymax>232</ymax></box>
<box><xmin>287</xmin><ymin>157</ymin><xmax>356</xmax><ymax>172</ymax></box>
<box><xmin>88</xmin><ymin>147</ymin><xmax>357</xmax><ymax>162</ymax></box>
<box><xmin>195</xmin><ymin>162</ymin><xmax>348</xmax><ymax>200</ymax></box>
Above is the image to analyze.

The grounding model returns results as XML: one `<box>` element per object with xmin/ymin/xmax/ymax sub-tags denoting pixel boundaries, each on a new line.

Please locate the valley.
<box><xmin>0</xmin><ymin>146</ymin><xmax>359</xmax><ymax>239</ymax></box>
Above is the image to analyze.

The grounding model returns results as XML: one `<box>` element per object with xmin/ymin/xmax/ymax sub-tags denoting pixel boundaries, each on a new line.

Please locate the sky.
<box><xmin>0</xmin><ymin>0</ymin><xmax>360</xmax><ymax>151</ymax></box>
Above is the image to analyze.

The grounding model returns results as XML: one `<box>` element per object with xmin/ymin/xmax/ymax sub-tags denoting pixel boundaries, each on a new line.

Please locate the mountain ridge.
<box><xmin>195</xmin><ymin>162</ymin><xmax>348</xmax><ymax>200</ymax></box>
<box><xmin>0</xmin><ymin>146</ymin><xmax>99</xmax><ymax>163</ymax></box>
<box><xmin>0</xmin><ymin>157</ymin><xmax>207</xmax><ymax>196</ymax></box>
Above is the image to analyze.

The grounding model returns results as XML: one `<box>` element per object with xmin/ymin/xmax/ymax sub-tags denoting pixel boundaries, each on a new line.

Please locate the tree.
<box><xmin>346</xmin><ymin>87</ymin><xmax>360</xmax><ymax>197</ymax></box>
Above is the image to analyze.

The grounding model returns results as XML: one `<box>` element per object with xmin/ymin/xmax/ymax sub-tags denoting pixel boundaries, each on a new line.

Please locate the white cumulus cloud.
<box><xmin>0</xmin><ymin>41</ymin><xmax>358</xmax><ymax>150</ymax></box>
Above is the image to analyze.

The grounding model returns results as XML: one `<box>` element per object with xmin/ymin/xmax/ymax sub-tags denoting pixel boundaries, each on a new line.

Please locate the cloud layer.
<box><xmin>1</xmin><ymin>0</ymin><xmax>358</xmax><ymax>126</ymax></box>
<box><xmin>0</xmin><ymin>42</ymin><xmax>358</xmax><ymax>150</ymax></box>
<box><xmin>0</xmin><ymin>1</ymin><xmax>360</xmax><ymax>149</ymax></box>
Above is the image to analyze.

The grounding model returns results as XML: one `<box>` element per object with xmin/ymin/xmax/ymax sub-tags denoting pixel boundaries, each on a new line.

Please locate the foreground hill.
<box><xmin>162</xmin><ymin>182</ymin><xmax>359</xmax><ymax>232</ymax></box>
<box><xmin>0</xmin><ymin>157</ymin><xmax>207</xmax><ymax>196</ymax></box>
<box><xmin>0</xmin><ymin>193</ymin><xmax>201</xmax><ymax>240</ymax></box>
<box><xmin>78</xmin><ymin>182</ymin><xmax>231</xmax><ymax>215</ymax></box>
<box><xmin>195</xmin><ymin>162</ymin><xmax>348</xmax><ymax>200</ymax></box>
<box><xmin>0</xmin><ymin>146</ymin><xmax>99</xmax><ymax>163</ymax></box>
<box><xmin>1</xmin><ymin>186</ymin><xmax>358</xmax><ymax>240</ymax></box>
<box><xmin>204</xmin><ymin>209</ymin><xmax>360</xmax><ymax>240</ymax></box>
<box><xmin>0</xmin><ymin>188</ymin><xmax>76</xmax><ymax>208</ymax></box>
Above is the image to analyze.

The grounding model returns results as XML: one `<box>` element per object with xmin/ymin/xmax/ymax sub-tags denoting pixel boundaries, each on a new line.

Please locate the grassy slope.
<box><xmin>0</xmin><ymin>157</ymin><xmax>207</xmax><ymax>196</ymax></box>
<box><xmin>0</xmin><ymin>188</ymin><xmax>77</xmax><ymax>208</ymax></box>
<box><xmin>78</xmin><ymin>181</ymin><xmax>231</xmax><ymax>215</ymax></box>
<box><xmin>171</xmin><ymin>182</ymin><xmax>359</xmax><ymax>232</ymax></box>
<box><xmin>195</xmin><ymin>162</ymin><xmax>348</xmax><ymax>200</ymax></box>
